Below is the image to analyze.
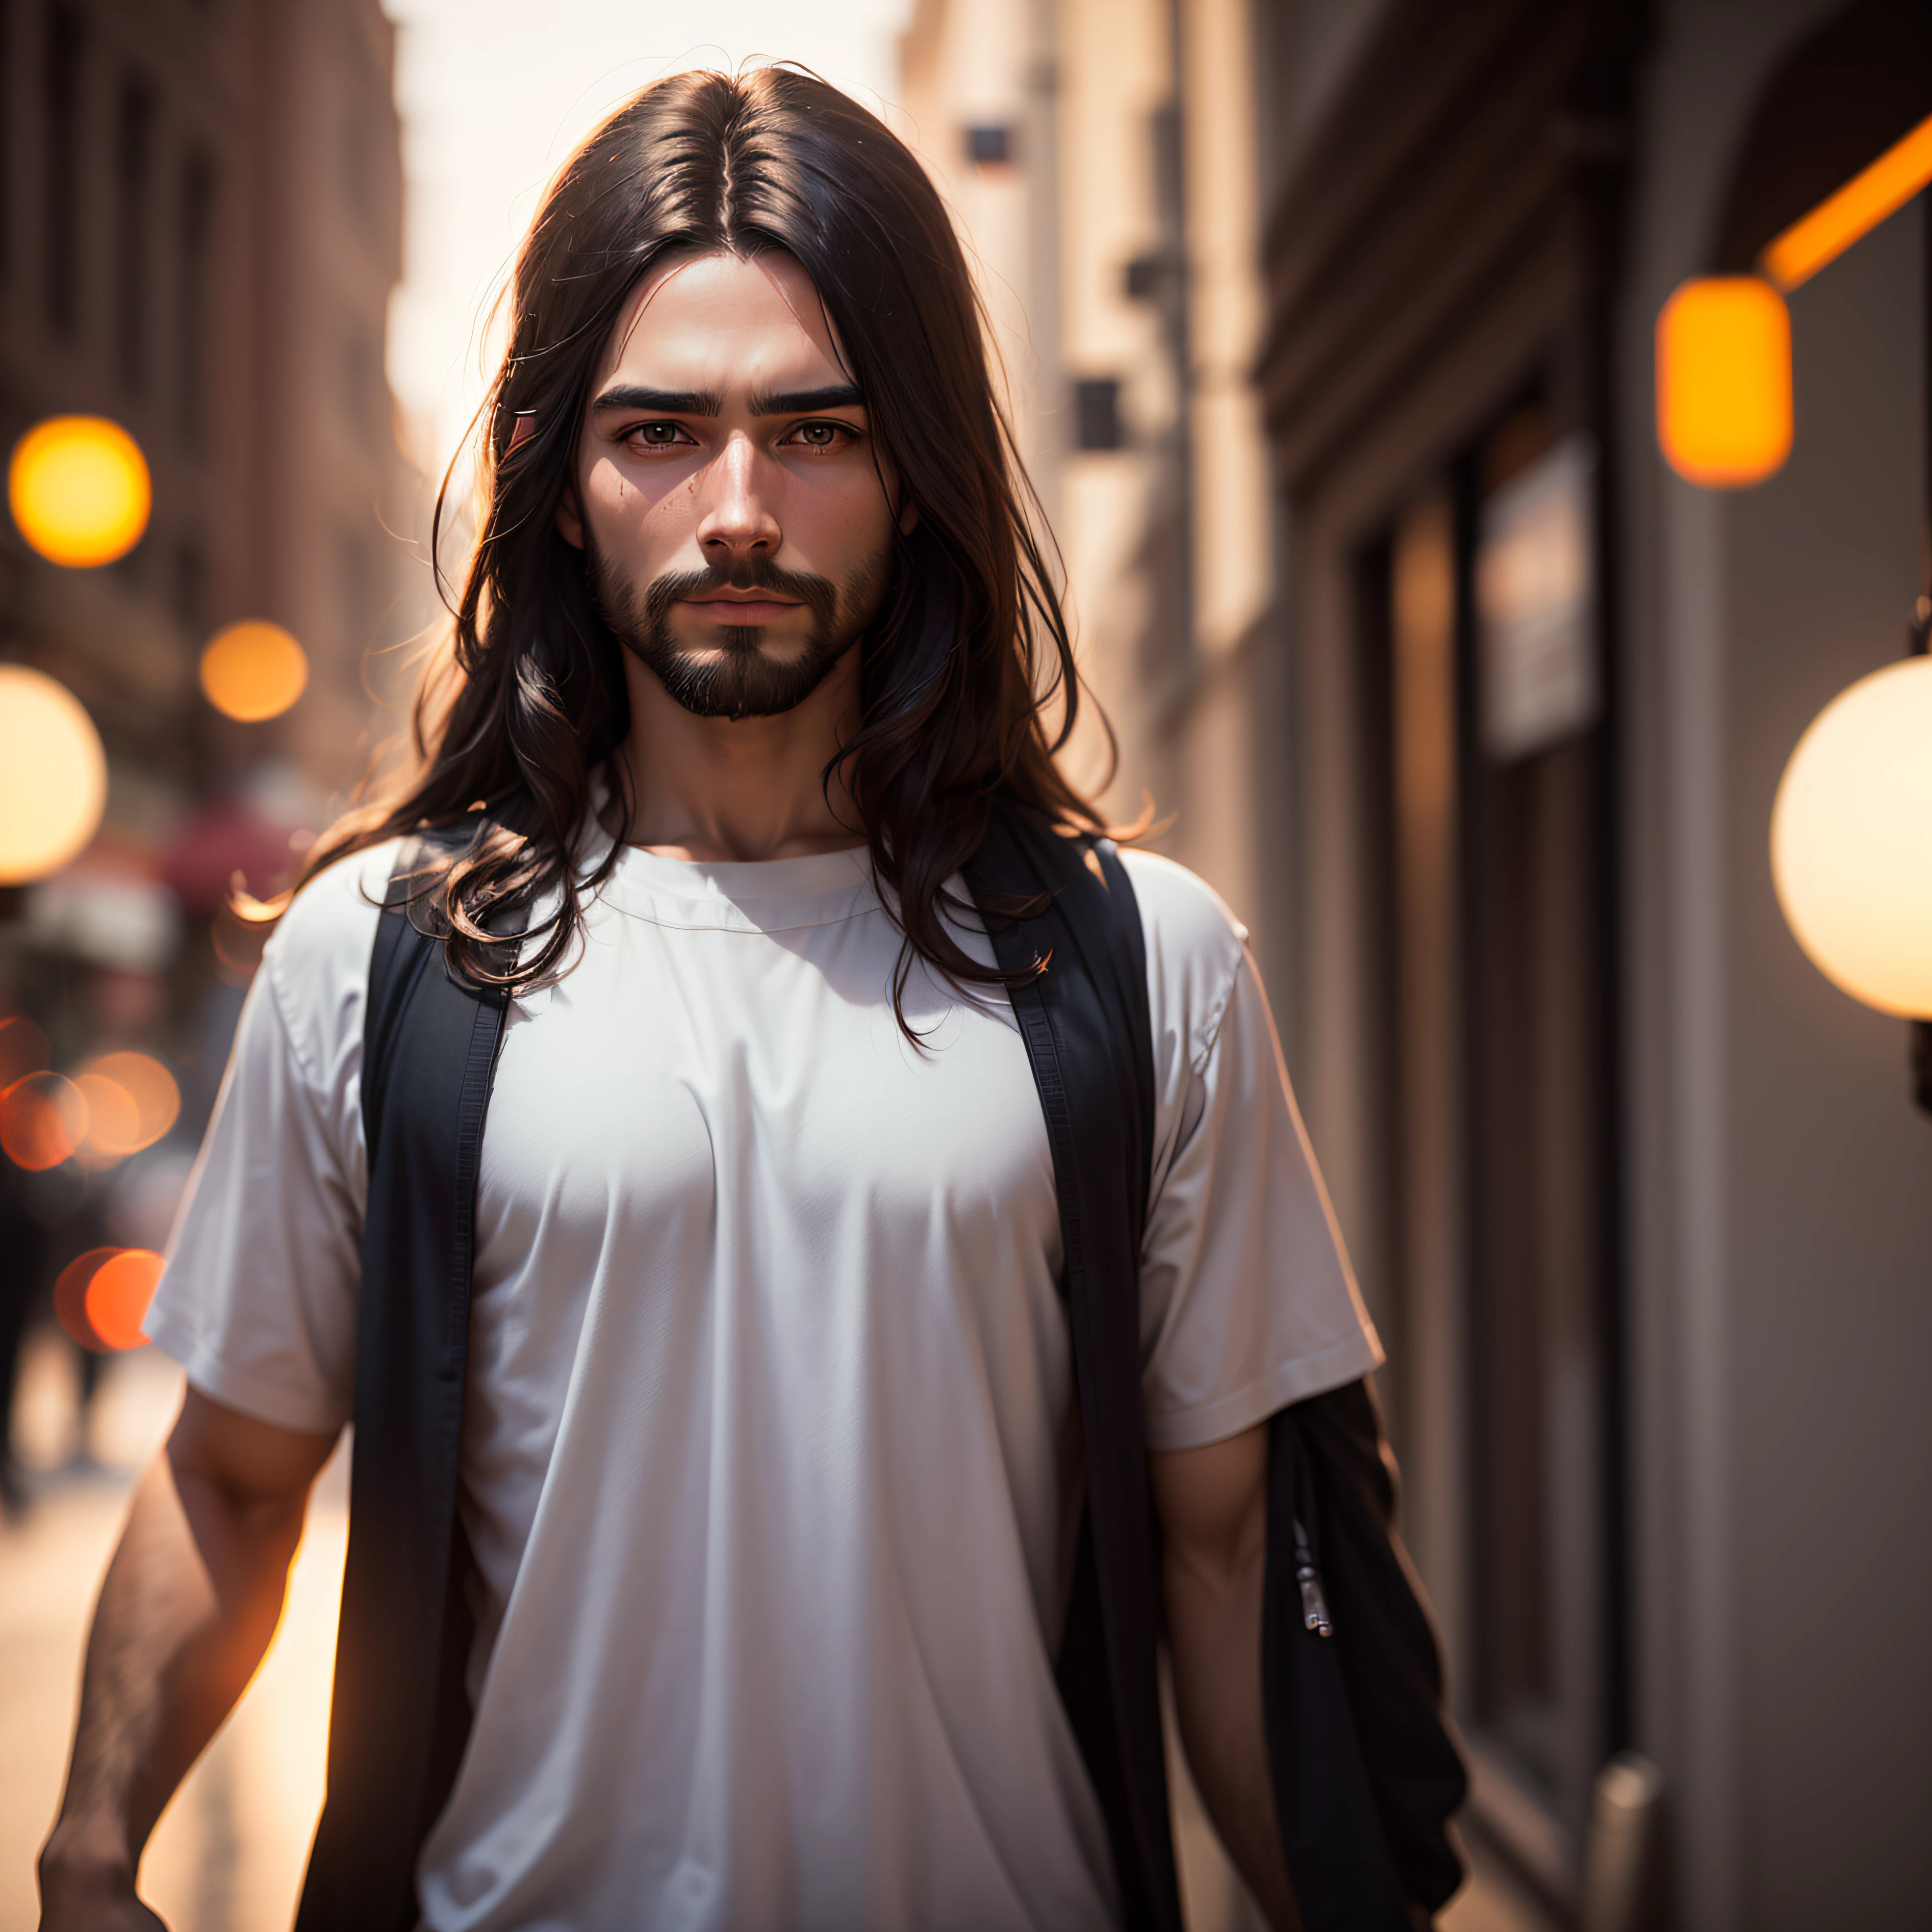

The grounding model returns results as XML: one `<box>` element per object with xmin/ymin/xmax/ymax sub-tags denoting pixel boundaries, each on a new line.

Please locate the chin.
<box><xmin>634</xmin><ymin>624</ymin><xmax>849</xmax><ymax>721</ymax></box>
<box><xmin>683</xmin><ymin>620</ymin><xmax>807</xmax><ymax>657</ymax></box>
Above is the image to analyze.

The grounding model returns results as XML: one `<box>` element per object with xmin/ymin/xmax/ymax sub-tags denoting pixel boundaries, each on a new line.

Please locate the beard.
<box><xmin>588</xmin><ymin>541</ymin><xmax>887</xmax><ymax>722</ymax></box>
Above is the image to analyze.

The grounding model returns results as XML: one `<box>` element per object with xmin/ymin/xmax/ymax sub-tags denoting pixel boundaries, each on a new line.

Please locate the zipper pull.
<box><xmin>1293</xmin><ymin>1518</ymin><xmax>1333</xmax><ymax>1637</ymax></box>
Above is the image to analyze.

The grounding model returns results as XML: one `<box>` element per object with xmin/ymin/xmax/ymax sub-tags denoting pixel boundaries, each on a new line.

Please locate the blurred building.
<box><xmin>905</xmin><ymin>2</ymin><xmax>1931</xmax><ymax>1928</ymax></box>
<box><xmin>0</xmin><ymin>0</ymin><xmax>407</xmax><ymax>1469</ymax></box>
<box><xmin>0</xmin><ymin>0</ymin><xmax>408</xmax><ymax>945</ymax></box>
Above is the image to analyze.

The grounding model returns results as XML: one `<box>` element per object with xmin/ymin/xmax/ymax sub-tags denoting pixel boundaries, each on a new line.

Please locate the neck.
<box><xmin>614</xmin><ymin>645</ymin><xmax>866</xmax><ymax>863</ymax></box>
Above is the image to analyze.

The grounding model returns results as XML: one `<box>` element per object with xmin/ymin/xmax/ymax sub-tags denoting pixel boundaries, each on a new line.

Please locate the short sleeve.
<box><xmin>1124</xmin><ymin>852</ymin><xmax>1383</xmax><ymax>1453</ymax></box>
<box><xmin>143</xmin><ymin>848</ymin><xmax>393</xmax><ymax>1434</ymax></box>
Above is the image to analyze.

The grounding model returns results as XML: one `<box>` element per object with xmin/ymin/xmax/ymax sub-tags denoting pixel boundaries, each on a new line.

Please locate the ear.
<box><xmin>555</xmin><ymin>488</ymin><xmax>586</xmax><ymax>550</ymax></box>
<box><xmin>897</xmin><ymin>498</ymin><xmax>920</xmax><ymax>537</ymax></box>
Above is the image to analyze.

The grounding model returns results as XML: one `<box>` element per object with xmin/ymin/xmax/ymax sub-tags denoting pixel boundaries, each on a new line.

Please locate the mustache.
<box><xmin>584</xmin><ymin>539</ymin><xmax>889</xmax><ymax>721</ymax></box>
<box><xmin>641</xmin><ymin>560</ymin><xmax>841</xmax><ymax>633</ymax></box>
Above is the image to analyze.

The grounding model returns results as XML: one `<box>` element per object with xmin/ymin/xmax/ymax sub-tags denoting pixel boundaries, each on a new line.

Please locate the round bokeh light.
<box><xmin>54</xmin><ymin>1246</ymin><xmax>164</xmax><ymax>1352</ymax></box>
<box><xmin>8</xmin><ymin>415</ymin><xmax>152</xmax><ymax>566</ymax></box>
<box><xmin>77</xmin><ymin>1052</ymin><xmax>181</xmax><ymax>1161</ymax></box>
<box><xmin>74</xmin><ymin>1072</ymin><xmax>141</xmax><ymax>1165</ymax></box>
<box><xmin>200</xmin><ymin>621</ymin><xmax>310</xmax><ymax>722</ymax></box>
<box><xmin>1</xmin><ymin>1072</ymin><xmax>89</xmax><ymax>1171</ymax></box>
<box><xmin>0</xmin><ymin>665</ymin><xmax>108</xmax><ymax>884</ymax></box>
<box><xmin>54</xmin><ymin>1249</ymin><xmax>119</xmax><ymax>1350</ymax></box>
<box><xmin>86</xmin><ymin>1248</ymin><xmax>166</xmax><ymax>1351</ymax></box>
<box><xmin>1771</xmin><ymin>655</ymin><xmax>1932</xmax><ymax>1019</ymax></box>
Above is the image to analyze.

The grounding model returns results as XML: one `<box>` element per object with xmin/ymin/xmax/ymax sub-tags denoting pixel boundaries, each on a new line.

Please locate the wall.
<box><xmin>1618</xmin><ymin>3</ymin><xmax>1932</xmax><ymax>1925</ymax></box>
<box><xmin>909</xmin><ymin>2</ymin><xmax>1932</xmax><ymax>1924</ymax></box>
<box><xmin>244</xmin><ymin>0</ymin><xmax>409</xmax><ymax>798</ymax></box>
<box><xmin>1728</xmin><ymin>197</ymin><xmax>1932</xmax><ymax>1930</ymax></box>
<box><xmin>903</xmin><ymin>0</ymin><xmax>1285</xmax><ymax>973</ymax></box>
<box><xmin>0</xmin><ymin>0</ymin><xmax>408</xmax><ymax>841</ymax></box>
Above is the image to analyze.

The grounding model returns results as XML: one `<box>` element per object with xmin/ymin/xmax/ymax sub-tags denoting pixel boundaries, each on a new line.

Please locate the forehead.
<box><xmin>596</xmin><ymin>249</ymin><xmax>848</xmax><ymax>391</ymax></box>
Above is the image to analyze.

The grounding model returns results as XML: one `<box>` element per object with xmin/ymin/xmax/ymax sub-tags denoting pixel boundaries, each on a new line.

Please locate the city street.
<box><xmin>3</xmin><ymin>2</ymin><xmax>1930</xmax><ymax>1924</ymax></box>
<box><xmin>1</xmin><ymin>1339</ymin><xmax>345</xmax><ymax>1932</ymax></box>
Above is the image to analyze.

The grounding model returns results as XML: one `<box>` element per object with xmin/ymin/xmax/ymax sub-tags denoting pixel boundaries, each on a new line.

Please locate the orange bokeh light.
<box><xmin>200</xmin><ymin>620</ymin><xmax>310</xmax><ymax>722</ymax></box>
<box><xmin>1</xmin><ymin>1072</ymin><xmax>88</xmax><ymax>1170</ymax></box>
<box><xmin>87</xmin><ymin>1249</ymin><xmax>166</xmax><ymax>1351</ymax></box>
<box><xmin>1655</xmin><ymin>276</ymin><xmax>1792</xmax><ymax>489</ymax></box>
<box><xmin>74</xmin><ymin>1073</ymin><xmax>140</xmax><ymax>1164</ymax></box>
<box><xmin>55</xmin><ymin>1245</ymin><xmax>163</xmax><ymax>1352</ymax></box>
<box><xmin>75</xmin><ymin>1051</ymin><xmax>181</xmax><ymax>1161</ymax></box>
<box><xmin>7</xmin><ymin>414</ymin><xmax>152</xmax><ymax>567</ymax></box>
<box><xmin>54</xmin><ymin>1248</ymin><xmax>118</xmax><ymax>1349</ymax></box>
<box><xmin>0</xmin><ymin>1015</ymin><xmax>51</xmax><ymax>1088</ymax></box>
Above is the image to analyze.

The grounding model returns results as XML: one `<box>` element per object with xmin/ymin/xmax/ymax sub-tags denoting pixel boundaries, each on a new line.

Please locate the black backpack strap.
<box><xmin>296</xmin><ymin>842</ymin><xmax>511</xmax><ymax>1932</ymax></box>
<box><xmin>963</xmin><ymin>803</ymin><xmax>1182</xmax><ymax>1932</ymax></box>
<box><xmin>970</xmin><ymin>805</ymin><xmax>1466</xmax><ymax>1930</ymax></box>
<box><xmin>1265</xmin><ymin>1382</ymin><xmax>1469</xmax><ymax>1927</ymax></box>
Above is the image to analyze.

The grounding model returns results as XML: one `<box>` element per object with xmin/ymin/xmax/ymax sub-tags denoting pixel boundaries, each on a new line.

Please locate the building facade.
<box><xmin>0</xmin><ymin>0</ymin><xmax>406</xmax><ymax>1462</ymax></box>
<box><xmin>903</xmin><ymin>2</ymin><xmax>1932</xmax><ymax>1928</ymax></box>
<box><xmin>0</xmin><ymin>0</ymin><xmax>408</xmax><ymax>925</ymax></box>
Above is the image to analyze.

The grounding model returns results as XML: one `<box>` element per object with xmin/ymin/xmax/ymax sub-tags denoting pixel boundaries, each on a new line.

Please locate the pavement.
<box><xmin>1</xmin><ymin>1334</ymin><xmax>345</xmax><ymax>1932</ymax></box>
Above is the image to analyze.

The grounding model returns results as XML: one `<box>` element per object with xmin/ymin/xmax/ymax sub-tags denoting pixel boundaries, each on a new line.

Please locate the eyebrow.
<box><xmin>590</xmin><ymin>385</ymin><xmax>722</xmax><ymax>416</ymax></box>
<box><xmin>588</xmin><ymin>382</ymin><xmax>865</xmax><ymax>419</ymax></box>
<box><xmin>747</xmin><ymin>384</ymin><xmax>865</xmax><ymax>416</ymax></box>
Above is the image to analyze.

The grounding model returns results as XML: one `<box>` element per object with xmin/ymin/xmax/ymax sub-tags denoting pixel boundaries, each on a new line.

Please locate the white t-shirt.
<box><xmin>148</xmin><ymin>832</ymin><xmax>1380</xmax><ymax>1932</ymax></box>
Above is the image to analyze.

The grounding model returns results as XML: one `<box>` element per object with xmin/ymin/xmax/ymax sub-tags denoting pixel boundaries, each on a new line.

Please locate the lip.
<box><xmin>681</xmin><ymin>594</ymin><xmax>804</xmax><ymax>619</ymax></box>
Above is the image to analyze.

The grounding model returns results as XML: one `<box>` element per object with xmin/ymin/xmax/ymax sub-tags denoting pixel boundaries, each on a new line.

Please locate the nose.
<box><xmin>694</xmin><ymin>432</ymin><xmax>781</xmax><ymax>570</ymax></box>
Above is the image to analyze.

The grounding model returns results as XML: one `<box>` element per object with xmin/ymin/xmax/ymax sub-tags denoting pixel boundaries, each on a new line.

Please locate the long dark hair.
<box><xmin>290</xmin><ymin>67</ymin><xmax>1117</xmax><ymax>1019</ymax></box>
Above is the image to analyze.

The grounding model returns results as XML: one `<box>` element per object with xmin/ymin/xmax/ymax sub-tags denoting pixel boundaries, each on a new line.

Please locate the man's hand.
<box><xmin>1151</xmin><ymin>1422</ymin><xmax>1302</xmax><ymax>1932</ymax></box>
<box><xmin>36</xmin><ymin>1387</ymin><xmax>338</xmax><ymax>1931</ymax></box>
<box><xmin>36</xmin><ymin>1858</ymin><xmax>170</xmax><ymax>1931</ymax></box>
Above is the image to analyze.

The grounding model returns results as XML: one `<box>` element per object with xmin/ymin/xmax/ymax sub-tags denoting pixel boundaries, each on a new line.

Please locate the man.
<box><xmin>39</xmin><ymin>69</ymin><xmax>1397</xmax><ymax>1931</ymax></box>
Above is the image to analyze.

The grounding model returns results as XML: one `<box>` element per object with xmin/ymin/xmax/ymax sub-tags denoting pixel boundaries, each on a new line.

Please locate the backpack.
<box><xmin>293</xmin><ymin>799</ymin><xmax>1466</xmax><ymax>1932</ymax></box>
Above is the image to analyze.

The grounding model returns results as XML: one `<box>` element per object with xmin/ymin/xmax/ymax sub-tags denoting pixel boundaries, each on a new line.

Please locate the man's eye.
<box><xmin>789</xmin><ymin>422</ymin><xmax>852</xmax><ymax>449</ymax></box>
<box><xmin>629</xmin><ymin>422</ymin><xmax>688</xmax><ymax>447</ymax></box>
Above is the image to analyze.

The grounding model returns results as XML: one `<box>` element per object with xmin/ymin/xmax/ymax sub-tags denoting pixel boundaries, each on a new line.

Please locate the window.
<box><xmin>1364</xmin><ymin>395</ymin><xmax>1618</xmax><ymax>1845</ymax></box>
<box><xmin>44</xmin><ymin>4</ymin><xmax>83</xmax><ymax>335</ymax></box>
<box><xmin>1461</xmin><ymin>411</ymin><xmax>1613</xmax><ymax>1801</ymax></box>
<box><xmin>1072</xmin><ymin>377</ymin><xmax>1124</xmax><ymax>452</ymax></box>
<box><xmin>0</xmin><ymin>0</ymin><xmax>15</xmax><ymax>281</ymax></box>
<box><xmin>178</xmin><ymin>150</ymin><xmax>217</xmax><ymax>444</ymax></box>
<box><xmin>963</xmin><ymin>123</ymin><xmax>1013</xmax><ymax>167</ymax></box>
<box><xmin>115</xmin><ymin>78</ymin><xmax>155</xmax><ymax>392</ymax></box>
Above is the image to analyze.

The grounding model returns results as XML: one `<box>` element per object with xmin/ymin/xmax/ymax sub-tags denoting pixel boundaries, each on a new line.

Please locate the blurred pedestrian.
<box><xmin>0</xmin><ymin>1152</ymin><xmax>49</xmax><ymax>1514</ymax></box>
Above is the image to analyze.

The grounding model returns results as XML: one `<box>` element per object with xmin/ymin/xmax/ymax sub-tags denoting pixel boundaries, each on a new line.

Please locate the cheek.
<box><xmin>582</xmin><ymin>458</ymin><xmax>699</xmax><ymax>553</ymax></box>
<box><xmin>790</xmin><ymin>470</ymin><xmax>897</xmax><ymax>564</ymax></box>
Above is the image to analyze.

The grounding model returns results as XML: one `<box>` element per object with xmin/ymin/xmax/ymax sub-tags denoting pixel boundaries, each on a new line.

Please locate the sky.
<box><xmin>382</xmin><ymin>0</ymin><xmax>916</xmax><ymax>491</ymax></box>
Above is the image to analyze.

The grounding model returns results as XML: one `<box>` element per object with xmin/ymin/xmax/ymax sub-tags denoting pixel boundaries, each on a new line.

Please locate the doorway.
<box><xmin>1365</xmin><ymin>398</ymin><xmax>1621</xmax><ymax>1884</ymax></box>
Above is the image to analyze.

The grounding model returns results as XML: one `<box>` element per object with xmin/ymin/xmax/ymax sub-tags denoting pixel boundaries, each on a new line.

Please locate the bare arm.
<box><xmin>37</xmin><ymin>1387</ymin><xmax>339</xmax><ymax>1931</ymax></box>
<box><xmin>1151</xmin><ymin>1422</ymin><xmax>1302</xmax><ymax>1932</ymax></box>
